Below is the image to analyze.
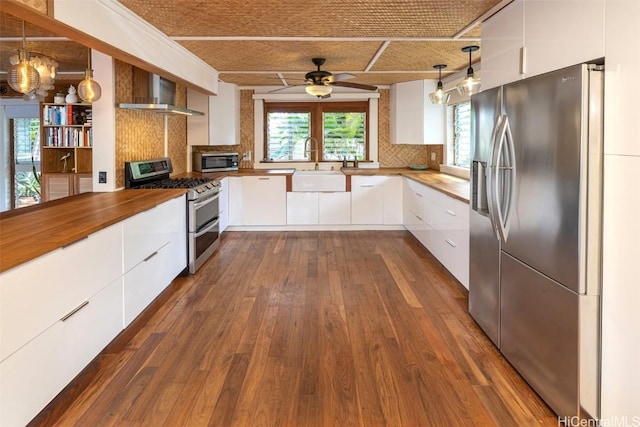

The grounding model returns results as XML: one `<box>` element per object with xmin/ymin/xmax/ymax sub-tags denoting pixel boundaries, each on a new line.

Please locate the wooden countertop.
<box><xmin>0</xmin><ymin>190</ymin><xmax>186</xmax><ymax>273</ymax></box>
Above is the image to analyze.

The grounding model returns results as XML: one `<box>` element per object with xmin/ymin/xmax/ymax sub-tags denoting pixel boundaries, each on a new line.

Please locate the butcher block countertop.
<box><xmin>0</xmin><ymin>190</ymin><xmax>186</xmax><ymax>273</ymax></box>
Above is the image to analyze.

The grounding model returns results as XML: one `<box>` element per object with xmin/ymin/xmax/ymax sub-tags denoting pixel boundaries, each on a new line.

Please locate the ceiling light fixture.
<box><xmin>78</xmin><ymin>48</ymin><xmax>102</xmax><ymax>102</ymax></box>
<box><xmin>305</xmin><ymin>84</ymin><xmax>332</xmax><ymax>98</ymax></box>
<box><xmin>429</xmin><ymin>64</ymin><xmax>451</xmax><ymax>105</ymax></box>
<box><xmin>456</xmin><ymin>45</ymin><xmax>481</xmax><ymax>96</ymax></box>
<box><xmin>7</xmin><ymin>21</ymin><xmax>41</xmax><ymax>94</ymax></box>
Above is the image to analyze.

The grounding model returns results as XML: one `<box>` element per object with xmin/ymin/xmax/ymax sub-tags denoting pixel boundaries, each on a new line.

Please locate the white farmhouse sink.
<box><xmin>292</xmin><ymin>170</ymin><xmax>346</xmax><ymax>192</ymax></box>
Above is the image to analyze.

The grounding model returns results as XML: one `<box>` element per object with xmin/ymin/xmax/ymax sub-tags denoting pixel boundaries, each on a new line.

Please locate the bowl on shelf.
<box><xmin>408</xmin><ymin>164</ymin><xmax>428</xmax><ymax>170</ymax></box>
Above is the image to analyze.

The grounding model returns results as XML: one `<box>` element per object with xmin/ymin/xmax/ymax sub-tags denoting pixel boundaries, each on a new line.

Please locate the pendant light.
<box><xmin>456</xmin><ymin>45</ymin><xmax>481</xmax><ymax>96</ymax></box>
<box><xmin>78</xmin><ymin>48</ymin><xmax>102</xmax><ymax>102</ymax></box>
<box><xmin>7</xmin><ymin>21</ymin><xmax>40</xmax><ymax>94</ymax></box>
<box><xmin>429</xmin><ymin>64</ymin><xmax>451</xmax><ymax>104</ymax></box>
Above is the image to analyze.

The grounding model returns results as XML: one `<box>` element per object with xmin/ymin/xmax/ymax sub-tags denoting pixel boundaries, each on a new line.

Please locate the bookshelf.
<box><xmin>40</xmin><ymin>103</ymin><xmax>93</xmax><ymax>201</ymax></box>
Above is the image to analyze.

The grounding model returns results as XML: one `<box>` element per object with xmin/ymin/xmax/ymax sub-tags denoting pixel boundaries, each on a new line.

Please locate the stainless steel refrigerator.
<box><xmin>469</xmin><ymin>63</ymin><xmax>603</xmax><ymax>419</ymax></box>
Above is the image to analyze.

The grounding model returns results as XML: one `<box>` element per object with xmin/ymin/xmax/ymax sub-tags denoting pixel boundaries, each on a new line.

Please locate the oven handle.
<box><xmin>194</xmin><ymin>218</ymin><xmax>220</xmax><ymax>238</ymax></box>
<box><xmin>193</xmin><ymin>192</ymin><xmax>220</xmax><ymax>210</ymax></box>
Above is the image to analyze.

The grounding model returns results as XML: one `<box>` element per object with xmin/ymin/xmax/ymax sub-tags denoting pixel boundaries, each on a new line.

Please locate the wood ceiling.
<box><xmin>1</xmin><ymin>0</ymin><xmax>509</xmax><ymax>89</ymax></box>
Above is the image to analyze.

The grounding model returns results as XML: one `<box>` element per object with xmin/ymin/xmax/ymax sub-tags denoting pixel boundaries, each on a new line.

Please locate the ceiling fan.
<box><xmin>272</xmin><ymin>58</ymin><xmax>378</xmax><ymax>98</ymax></box>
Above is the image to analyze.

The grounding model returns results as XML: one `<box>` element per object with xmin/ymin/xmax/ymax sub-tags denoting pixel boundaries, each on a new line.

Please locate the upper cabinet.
<box><xmin>390</xmin><ymin>80</ymin><xmax>445</xmax><ymax>145</ymax></box>
<box><xmin>481</xmin><ymin>0</ymin><xmax>605</xmax><ymax>90</ymax></box>
<box><xmin>187</xmin><ymin>81</ymin><xmax>240</xmax><ymax>146</ymax></box>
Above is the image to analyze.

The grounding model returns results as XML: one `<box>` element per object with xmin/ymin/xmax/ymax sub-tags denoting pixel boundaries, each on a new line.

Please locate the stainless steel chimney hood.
<box><xmin>117</xmin><ymin>68</ymin><xmax>204</xmax><ymax>116</ymax></box>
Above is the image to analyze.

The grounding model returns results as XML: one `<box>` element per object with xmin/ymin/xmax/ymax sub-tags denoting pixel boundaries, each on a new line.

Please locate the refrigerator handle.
<box><xmin>492</xmin><ymin>115</ymin><xmax>517</xmax><ymax>243</ymax></box>
<box><xmin>486</xmin><ymin>115</ymin><xmax>503</xmax><ymax>239</ymax></box>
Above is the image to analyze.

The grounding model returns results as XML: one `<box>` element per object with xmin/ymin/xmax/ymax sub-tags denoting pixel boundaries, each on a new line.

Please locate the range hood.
<box><xmin>117</xmin><ymin>68</ymin><xmax>204</xmax><ymax>116</ymax></box>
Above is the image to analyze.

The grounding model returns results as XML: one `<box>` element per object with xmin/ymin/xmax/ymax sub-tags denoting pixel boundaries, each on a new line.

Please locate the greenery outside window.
<box><xmin>265</xmin><ymin>102</ymin><xmax>368</xmax><ymax>162</ymax></box>
<box><xmin>452</xmin><ymin>101</ymin><xmax>471</xmax><ymax>168</ymax></box>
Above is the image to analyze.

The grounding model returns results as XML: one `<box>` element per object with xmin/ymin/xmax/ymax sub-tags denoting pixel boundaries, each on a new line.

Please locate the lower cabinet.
<box><xmin>0</xmin><ymin>194</ymin><xmax>186</xmax><ymax>426</ymax></box>
<box><xmin>243</xmin><ymin>176</ymin><xmax>286</xmax><ymax>225</ymax></box>
<box><xmin>287</xmin><ymin>192</ymin><xmax>351</xmax><ymax>225</ymax></box>
<box><xmin>351</xmin><ymin>175</ymin><xmax>403</xmax><ymax>225</ymax></box>
<box><xmin>219</xmin><ymin>177</ymin><xmax>229</xmax><ymax>232</ymax></box>
<box><xmin>0</xmin><ymin>278</ymin><xmax>123</xmax><ymax>427</ymax></box>
<box><xmin>402</xmin><ymin>177</ymin><xmax>470</xmax><ymax>288</ymax></box>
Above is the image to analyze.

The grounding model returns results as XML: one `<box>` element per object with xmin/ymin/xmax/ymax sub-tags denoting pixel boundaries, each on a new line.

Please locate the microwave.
<box><xmin>193</xmin><ymin>152</ymin><xmax>239</xmax><ymax>172</ymax></box>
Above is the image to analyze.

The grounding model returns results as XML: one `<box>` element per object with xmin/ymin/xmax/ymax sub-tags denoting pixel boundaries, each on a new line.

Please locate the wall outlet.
<box><xmin>243</xmin><ymin>151</ymin><xmax>251</xmax><ymax>161</ymax></box>
<box><xmin>430</xmin><ymin>152</ymin><xmax>436</xmax><ymax>161</ymax></box>
<box><xmin>98</xmin><ymin>171</ymin><xmax>107</xmax><ymax>183</ymax></box>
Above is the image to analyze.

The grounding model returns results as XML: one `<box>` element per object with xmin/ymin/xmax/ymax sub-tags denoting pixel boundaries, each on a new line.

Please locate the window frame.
<box><xmin>263</xmin><ymin>101</ymin><xmax>369</xmax><ymax>163</ymax></box>
<box><xmin>451</xmin><ymin>101</ymin><xmax>471</xmax><ymax>169</ymax></box>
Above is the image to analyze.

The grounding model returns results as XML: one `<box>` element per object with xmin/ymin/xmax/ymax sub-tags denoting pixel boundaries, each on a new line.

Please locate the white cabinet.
<box><xmin>287</xmin><ymin>192</ymin><xmax>319</xmax><ymax>225</ymax></box>
<box><xmin>481</xmin><ymin>0</ymin><xmax>605</xmax><ymax>90</ymax></box>
<box><xmin>287</xmin><ymin>192</ymin><xmax>351</xmax><ymax>225</ymax></box>
<box><xmin>228</xmin><ymin>176</ymin><xmax>243</xmax><ymax>226</ymax></box>
<box><xmin>402</xmin><ymin>177</ymin><xmax>469</xmax><ymax>288</ymax></box>
<box><xmin>122</xmin><ymin>195</ymin><xmax>186</xmax><ymax>326</ymax></box>
<box><xmin>390</xmin><ymin>79</ymin><xmax>445</xmax><ymax>145</ymax></box>
<box><xmin>480</xmin><ymin>0</ymin><xmax>525</xmax><ymax>91</ymax></box>
<box><xmin>319</xmin><ymin>192</ymin><xmax>351</xmax><ymax>225</ymax></box>
<box><xmin>242</xmin><ymin>176</ymin><xmax>286</xmax><ymax>225</ymax></box>
<box><xmin>0</xmin><ymin>278</ymin><xmax>123</xmax><ymax>427</ymax></box>
<box><xmin>219</xmin><ymin>177</ymin><xmax>229</xmax><ymax>232</ymax></box>
<box><xmin>0</xmin><ymin>222</ymin><xmax>122</xmax><ymax>363</ymax></box>
<box><xmin>351</xmin><ymin>176</ymin><xmax>403</xmax><ymax>225</ymax></box>
<box><xmin>187</xmin><ymin>82</ymin><xmax>240</xmax><ymax>146</ymax></box>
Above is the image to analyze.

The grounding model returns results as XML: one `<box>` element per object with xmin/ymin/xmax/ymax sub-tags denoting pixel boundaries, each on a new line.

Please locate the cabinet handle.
<box><xmin>360</xmin><ymin>185</ymin><xmax>374</xmax><ymax>188</ymax></box>
<box><xmin>62</xmin><ymin>235</ymin><xmax>88</xmax><ymax>249</ymax></box>
<box><xmin>61</xmin><ymin>301</ymin><xmax>89</xmax><ymax>321</ymax></box>
<box><xmin>143</xmin><ymin>251</ymin><xmax>159</xmax><ymax>262</ymax></box>
<box><xmin>416</xmin><ymin>215</ymin><xmax>423</xmax><ymax>221</ymax></box>
<box><xmin>258</xmin><ymin>177</ymin><xmax>270</xmax><ymax>180</ymax></box>
<box><xmin>446</xmin><ymin>210</ymin><xmax>457</xmax><ymax>216</ymax></box>
<box><xmin>416</xmin><ymin>192</ymin><xmax>423</xmax><ymax>198</ymax></box>
<box><xmin>445</xmin><ymin>238</ymin><xmax>457</xmax><ymax>248</ymax></box>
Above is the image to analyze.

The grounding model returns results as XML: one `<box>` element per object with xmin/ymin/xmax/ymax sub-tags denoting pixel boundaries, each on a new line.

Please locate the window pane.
<box><xmin>14</xmin><ymin>118</ymin><xmax>40</xmax><ymax>164</ymax></box>
<box><xmin>266</xmin><ymin>112</ymin><xmax>310</xmax><ymax>161</ymax></box>
<box><xmin>323</xmin><ymin>112</ymin><xmax>366</xmax><ymax>161</ymax></box>
<box><xmin>453</xmin><ymin>102</ymin><xmax>471</xmax><ymax>168</ymax></box>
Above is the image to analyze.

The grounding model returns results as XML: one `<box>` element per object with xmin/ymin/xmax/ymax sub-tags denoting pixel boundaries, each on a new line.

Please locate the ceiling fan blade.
<box><xmin>333</xmin><ymin>73</ymin><xmax>356</xmax><ymax>82</ymax></box>
<box><xmin>332</xmin><ymin>81</ymin><xmax>378</xmax><ymax>91</ymax></box>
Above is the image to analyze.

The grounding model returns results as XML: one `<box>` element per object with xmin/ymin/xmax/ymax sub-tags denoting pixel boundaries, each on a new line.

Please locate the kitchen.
<box><xmin>1</xmin><ymin>0</ymin><xmax>639</xmax><ymax>425</ymax></box>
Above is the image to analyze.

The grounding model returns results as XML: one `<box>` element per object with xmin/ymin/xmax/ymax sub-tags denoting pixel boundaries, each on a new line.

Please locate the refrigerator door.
<box><xmin>501</xmin><ymin>64</ymin><xmax>586</xmax><ymax>293</ymax></box>
<box><xmin>468</xmin><ymin>87</ymin><xmax>502</xmax><ymax>346</ymax></box>
<box><xmin>500</xmin><ymin>253</ymin><xmax>579</xmax><ymax>418</ymax></box>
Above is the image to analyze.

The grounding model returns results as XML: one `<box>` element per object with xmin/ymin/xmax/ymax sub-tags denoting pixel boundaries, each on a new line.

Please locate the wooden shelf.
<box><xmin>40</xmin><ymin>102</ymin><xmax>94</xmax><ymax>201</ymax></box>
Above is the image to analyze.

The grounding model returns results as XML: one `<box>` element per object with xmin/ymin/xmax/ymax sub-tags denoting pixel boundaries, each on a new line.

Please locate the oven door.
<box><xmin>189</xmin><ymin>217</ymin><xmax>220</xmax><ymax>273</ymax></box>
<box><xmin>190</xmin><ymin>192</ymin><xmax>220</xmax><ymax>233</ymax></box>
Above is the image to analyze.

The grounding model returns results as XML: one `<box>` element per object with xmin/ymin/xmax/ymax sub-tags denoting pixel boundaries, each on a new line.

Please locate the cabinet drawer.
<box><xmin>431</xmin><ymin>229</ymin><xmax>469</xmax><ymax>288</ymax></box>
<box><xmin>0</xmin><ymin>277</ymin><xmax>123</xmax><ymax>427</ymax></box>
<box><xmin>0</xmin><ymin>223</ymin><xmax>122</xmax><ymax>362</ymax></box>
<box><xmin>123</xmin><ymin>196</ymin><xmax>184</xmax><ymax>272</ymax></box>
<box><xmin>123</xmin><ymin>242</ymin><xmax>174</xmax><ymax>326</ymax></box>
<box><xmin>318</xmin><ymin>192</ymin><xmax>351</xmax><ymax>225</ymax></box>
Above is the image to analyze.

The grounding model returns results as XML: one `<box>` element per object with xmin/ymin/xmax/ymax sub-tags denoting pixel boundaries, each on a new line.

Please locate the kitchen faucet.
<box><xmin>304</xmin><ymin>137</ymin><xmax>319</xmax><ymax>170</ymax></box>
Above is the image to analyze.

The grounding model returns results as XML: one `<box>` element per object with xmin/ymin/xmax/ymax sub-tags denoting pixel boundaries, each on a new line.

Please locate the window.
<box><xmin>451</xmin><ymin>102</ymin><xmax>471</xmax><ymax>168</ymax></box>
<box><xmin>265</xmin><ymin>102</ymin><xmax>368</xmax><ymax>162</ymax></box>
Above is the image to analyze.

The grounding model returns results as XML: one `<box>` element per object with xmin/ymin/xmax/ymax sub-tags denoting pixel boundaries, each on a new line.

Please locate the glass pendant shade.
<box><xmin>306</xmin><ymin>84</ymin><xmax>332</xmax><ymax>98</ymax></box>
<box><xmin>78</xmin><ymin>69</ymin><xmax>102</xmax><ymax>102</ymax></box>
<box><xmin>8</xmin><ymin>49</ymin><xmax>40</xmax><ymax>94</ymax></box>
<box><xmin>429</xmin><ymin>64</ymin><xmax>450</xmax><ymax>104</ymax></box>
<box><xmin>456</xmin><ymin>45</ymin><xmax>481</xmax><ymax>96</ymax></box>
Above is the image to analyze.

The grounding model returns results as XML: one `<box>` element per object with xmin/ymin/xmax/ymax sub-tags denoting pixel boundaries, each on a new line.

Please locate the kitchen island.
<box><xmin>0</xmin><ymin>189</ymin><xmax>186</xmax><ymax>273</ymax></box>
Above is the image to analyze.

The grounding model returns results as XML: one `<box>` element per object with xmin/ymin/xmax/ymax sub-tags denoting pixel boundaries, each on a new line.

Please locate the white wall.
<box><xmin>600</xmin><ymin>0</ymin><xmax>640</xmax><ymax>420</ymax></box>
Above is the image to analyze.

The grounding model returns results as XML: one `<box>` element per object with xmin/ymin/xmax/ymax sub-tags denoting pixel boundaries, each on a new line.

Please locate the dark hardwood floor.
<box><xmin>33</xmin><ymin>231</ymin><xmax>559</xmax><ymax>426</ymax></box>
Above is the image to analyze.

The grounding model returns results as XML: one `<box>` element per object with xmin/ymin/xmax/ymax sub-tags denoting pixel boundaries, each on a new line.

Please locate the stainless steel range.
<box><xmin>125</xmin><ymin>157</ymin><xmax>221</xmax><ymax>274</ymax></box>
